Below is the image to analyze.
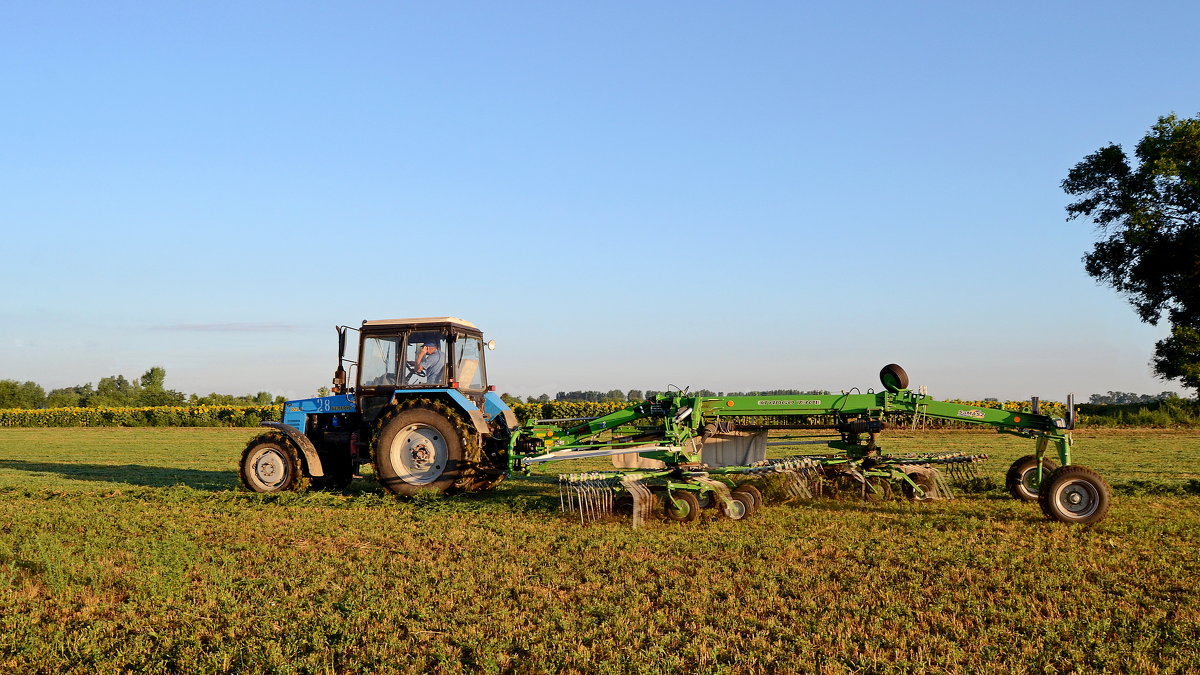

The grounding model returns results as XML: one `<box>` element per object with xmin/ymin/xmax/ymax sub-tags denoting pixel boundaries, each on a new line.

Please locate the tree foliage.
<box><xmin>1063</xmin><ymin>113</ymin><xmax>1200</xmax><ymax>393</ymax></box>
<box><xmin>1087</xmin><ymin>390</ymin><xmax>1179</xmax><ymax>405</ymax></box>
<box><xmin>5</xmin><ymin>368</ymin><xmax>283</xmax><ymax>409</ymax></box>
<box><xmin>0</xmin><ymin>380</ymin><xmax>47</xmax><ymax>409</ymax></box>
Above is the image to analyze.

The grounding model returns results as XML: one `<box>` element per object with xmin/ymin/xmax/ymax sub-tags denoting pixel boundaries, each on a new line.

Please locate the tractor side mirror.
<box><xmin>487</xmin><ymin>340</ymin><xmax>496</xmax><ymax>351</ymax></box>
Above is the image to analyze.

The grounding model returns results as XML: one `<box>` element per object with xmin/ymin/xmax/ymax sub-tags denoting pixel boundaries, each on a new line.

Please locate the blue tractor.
<box><xmin>239</xmin><ymin>317</ymin><xmax>518</xmax><ymax>495</ymax></box>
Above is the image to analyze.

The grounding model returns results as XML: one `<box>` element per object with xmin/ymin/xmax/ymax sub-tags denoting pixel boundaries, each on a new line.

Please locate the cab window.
<box><xmin>360</xmin><ymin>336</ymin><xmax>401</xmax><ymax>386</ymax></box>
<box><xmin>454</xmin><ymin>336</ymin><xmax>486</xmax><ymax>391</ymax></box>
<box><xmin>404</xmin><ymin>332</ymin><xmax>448</xmax><ymax>386</ymax></box>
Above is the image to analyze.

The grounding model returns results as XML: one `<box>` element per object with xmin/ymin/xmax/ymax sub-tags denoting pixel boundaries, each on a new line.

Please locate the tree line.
<box><xmin>0</xmin><ymin>367</ymin><xmax>283</xmax><ymax>409</ymax></box>
<box><xmin>500</xmin><ymin>388</ymin><xmax>833</xmax><ymax>405</ymax></box>
<box><xmin>1087</xmin><ymin>391</ymin><xmax>1180</xmax><ymax>405</ymax></box>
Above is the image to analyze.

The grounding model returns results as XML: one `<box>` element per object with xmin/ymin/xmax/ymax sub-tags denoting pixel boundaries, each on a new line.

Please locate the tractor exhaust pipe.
<box><xmin>332</xmin><ymin>326</ymin><xmax>348</xmax><ymax>394</ymax></box>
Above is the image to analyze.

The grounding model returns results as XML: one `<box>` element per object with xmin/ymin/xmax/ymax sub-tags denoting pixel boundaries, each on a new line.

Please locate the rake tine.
<box><xmin>583</xmin><ymin>478</ymin><xmax>595</xmax><ymax>523</ymax></box>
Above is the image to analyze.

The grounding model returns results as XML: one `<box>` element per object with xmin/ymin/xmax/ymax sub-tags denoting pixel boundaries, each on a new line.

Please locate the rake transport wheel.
<box><xmin>720</xmin><ymin>491</ymin><xmax>755</xmax><ymax>520</ymax></box>
<box><xmin>374</xmin><ymin>407</ymin><xmax>466</xmax><ymax>496</ymax></box>
<box><xmin>664</xmin><ymin>491</ymin><xmax>702</xmax><ymax>524</ymax></box>
<box><xmin>1038</xmin><ymin>465</ymin><xmax>1112</xmax><ymax>525</ymax></box>
<box><xmin>863</xmin><ymin>477</ymin><xmax>894</xmax><ymax>502</ymax></box>
<box><xmin>1005</xmin><ymin>455</ymin><xmax>1060</xmax><ymax>502</ymax></box>
<box><xmin>240</xmin><ymin>432</ymin><xmax>309</xmax><ymax>493</ymax></box>
<box><xmin>733</xmin><ymin>484</ymin><xmax>763</xmax><ymax>510</ymax></box>
<box><xmin>902</xmin><ymin>472</ymin><xmax>936</xmax><ymax>502</ymax></box>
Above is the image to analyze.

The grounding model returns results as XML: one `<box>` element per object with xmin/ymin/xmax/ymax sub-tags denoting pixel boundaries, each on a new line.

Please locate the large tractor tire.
<box><xmin>374</xmin><ymin>405</ymin><xmax>474</xmax><ymax>496</ymax></box>
<box><xmin>240</xmin><ymin>432</ymin><xmax>310</xmax><ymax>493</ymax></box>
<box><xmin>1005</xmin><ymin>454</ymin><xmax>1059</xmax><ymax>502</ymax></box>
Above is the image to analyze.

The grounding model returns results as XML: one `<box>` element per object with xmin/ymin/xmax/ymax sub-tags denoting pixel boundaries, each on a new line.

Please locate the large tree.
<box><xmin>0</xmin><ymin>380</ymin><xmax>47</xmax><ymax>409</ymax></box>
<box><xmin>1063</xmin><ymin>113</ymin><xmax>1200</xmax><ymax>394</ymax></box>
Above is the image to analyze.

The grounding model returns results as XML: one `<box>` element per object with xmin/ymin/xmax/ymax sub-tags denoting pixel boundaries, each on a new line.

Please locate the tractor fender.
<box><xmin>464</xmin><ymin>407</ymin><xmax>491</xmax><ymax>438</ymax></box>
<box><xmin>392</xmin><ymin>390</ymin><xmax>493</xmax><ymax>439</ymax></box>
<box><xmin>259</xmin><ymin>422</ymin><xmax>325</xmax><ymax>477</ymax></box>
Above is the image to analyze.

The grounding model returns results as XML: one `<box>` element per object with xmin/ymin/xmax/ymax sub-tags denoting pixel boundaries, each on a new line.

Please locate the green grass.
<box><xmin>0</xmin><ymin>427</ymin><xmax>1198</xmax><ymax>673</ymax></box>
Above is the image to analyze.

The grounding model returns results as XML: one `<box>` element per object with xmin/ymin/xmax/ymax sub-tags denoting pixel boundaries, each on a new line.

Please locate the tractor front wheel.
<box><xmin>374</xmin><ymin>408</ymin><xmax>465</xmax><ymax>496</ymax></box>
<box><xmin>240</xmin><ymin>433</ymin><xmax>308</xmax><ymax>493</ymax></box>
<box><xmin>1038</xmin><ymin>465</ymin><xmax>1112</xmax><ymax>524</ymax></box>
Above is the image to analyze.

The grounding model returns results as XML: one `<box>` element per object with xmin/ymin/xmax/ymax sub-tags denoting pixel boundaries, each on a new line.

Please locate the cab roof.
<box><xmin>360</xmin><ymin>317</ymin><xmax>480</xmax><ymax>332</ymax></box>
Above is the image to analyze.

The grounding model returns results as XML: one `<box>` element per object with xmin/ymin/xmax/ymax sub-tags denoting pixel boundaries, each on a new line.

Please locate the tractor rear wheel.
<box><xmin>374</xmin><ymin>408</ymin><xmax>465</xmax><ymax>496</ymax></box>
<box><xmin>1005</xmin><ymin>454</ymin><xmax>1059</xmax><ymax>502</ymax></box>
<box><xmin>240</xmin><ymin>433</ymin><xmax>309</xmax><ymax>493</ymax></box>
<box><xmin>1038</xmin><ymin>465</ymin><xmax>1112</xmax><ymax>524</ymax></box>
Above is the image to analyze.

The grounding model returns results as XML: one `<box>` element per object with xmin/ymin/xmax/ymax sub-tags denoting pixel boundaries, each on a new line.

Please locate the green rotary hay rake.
<box><xmin>512</xmin><ymin>364</ymin><xmax>1111</xmax><ymax>526</ymax></box>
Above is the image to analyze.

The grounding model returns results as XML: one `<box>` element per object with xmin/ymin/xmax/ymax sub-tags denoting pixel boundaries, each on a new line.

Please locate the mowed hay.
<box><xmin>0</xmin><ymin>427</ymin><xmax>1197</xmax><ymax>673</ymax></box>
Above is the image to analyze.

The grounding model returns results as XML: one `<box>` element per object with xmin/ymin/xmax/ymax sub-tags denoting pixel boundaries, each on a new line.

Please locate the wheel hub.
<box><xmin>389</xmin><ymin>424</ymin><xmax>449</xmax><ymax>485</ymax></box>
<box><xmin>1057</xmin><ymin>480</ymin><xmax>1098</xmax><ymax>517</ymax></box>
<box><xmin>410</xmin><ymin>442</ymin><xmax>432</xmax><ymax>465</ymax></box>
<box><xmin>253</xmin><ymin>450</ymin><xmax>287</xmax><ymax>488</ymax></box>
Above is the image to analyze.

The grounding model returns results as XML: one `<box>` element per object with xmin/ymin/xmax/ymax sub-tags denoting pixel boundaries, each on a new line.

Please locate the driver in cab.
<box><xmin>413</xmin><ymin>338</ymin><xmax>445</xmax><ymax>385</ymax></box>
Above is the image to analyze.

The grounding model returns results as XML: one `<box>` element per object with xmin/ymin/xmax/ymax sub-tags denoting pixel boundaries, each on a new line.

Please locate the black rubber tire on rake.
<box><xmin>720</xmin><ymin>491</ymin><xmax>755</xmax><ymax>520</ymax></box>
<box><xmin>1038</xmin><ymin>465</ymin><xmax>1112</xmax><ymax>525</ymax></box>
<box><xmin>1005</xmin><ymin>454</ymin><xmax>1060</xmax><ymax>502</ymax></box>
<box><xmin>733</xmin><ymin>484</ymin><xmax>763</xmax><ymax>511</ymax></box>
<box><xmin>664</xmin><ymin>491</ymin><xmax>702</xmax><ymax>524</ymax></box>
<box><xmin>902</xmin><ymin>472</ymin><xmax>937</xmax><ymax>502</ymax></box>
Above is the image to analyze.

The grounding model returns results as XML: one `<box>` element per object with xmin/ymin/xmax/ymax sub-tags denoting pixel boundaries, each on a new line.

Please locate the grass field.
<box><xmin>1</xmin><ymin>427</ymin><xmax>1198</xmax><ymax>673</ymax></box>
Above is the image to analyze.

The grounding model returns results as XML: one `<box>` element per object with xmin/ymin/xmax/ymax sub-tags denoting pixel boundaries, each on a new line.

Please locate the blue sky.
<box><xmin>2</xmin><ymin>1</ymin><xmax>1197</xmax><ymax>401</ymax></box>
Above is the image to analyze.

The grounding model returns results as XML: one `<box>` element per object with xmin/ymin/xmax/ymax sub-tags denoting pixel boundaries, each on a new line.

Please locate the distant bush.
<box><xmin>1077</xmin><ymin>397</ymin><xmax>1200</xmax><ymax>427</ymax></box>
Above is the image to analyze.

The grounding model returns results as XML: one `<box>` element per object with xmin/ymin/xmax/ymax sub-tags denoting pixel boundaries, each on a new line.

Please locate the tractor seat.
<box><xmin>457</xmin><ymin>358</ymin><xmax>479</xmax><ymax>387</ymax></box>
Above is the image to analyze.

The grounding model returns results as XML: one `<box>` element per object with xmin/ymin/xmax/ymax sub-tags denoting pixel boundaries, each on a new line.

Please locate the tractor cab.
<box><xmin>348</xmin><ymin>317</ymin><xmax>495</xmax><ymax>422</ymax></box>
